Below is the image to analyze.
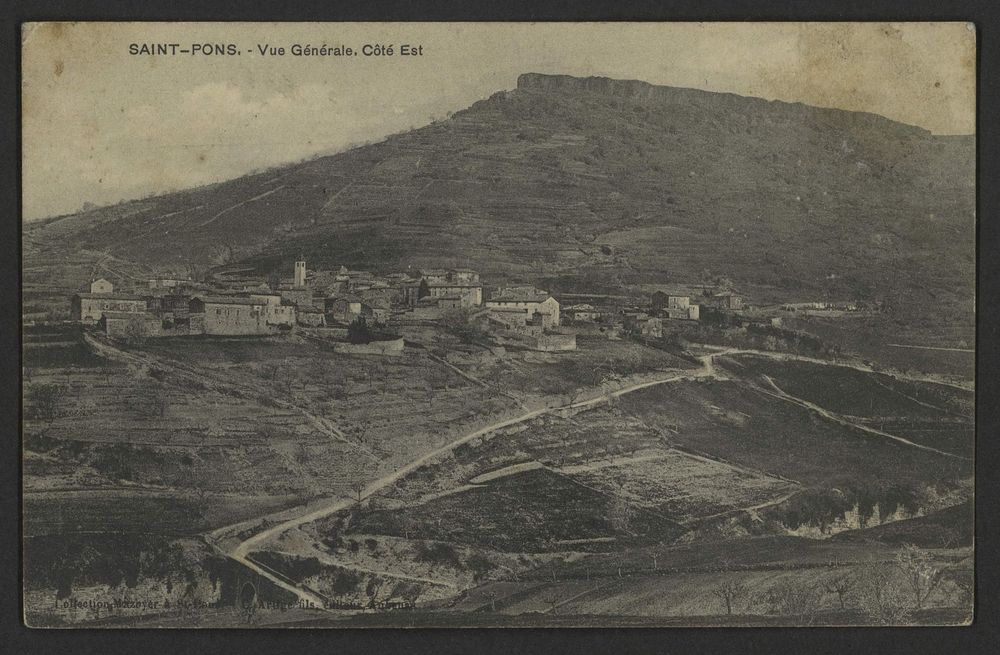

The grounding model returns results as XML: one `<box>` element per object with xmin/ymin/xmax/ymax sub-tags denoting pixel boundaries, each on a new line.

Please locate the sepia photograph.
<box><xmin>20</xmin><ymin>21</ymin><xmax>976</xmax><ymax>628</ymax></box>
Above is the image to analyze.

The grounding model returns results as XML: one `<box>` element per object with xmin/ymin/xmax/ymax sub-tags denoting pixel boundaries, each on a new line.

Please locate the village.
<box><xmin>67</xmin><ymin>258</ymin><xmax>759</xmax><ymax>354</ymax></box>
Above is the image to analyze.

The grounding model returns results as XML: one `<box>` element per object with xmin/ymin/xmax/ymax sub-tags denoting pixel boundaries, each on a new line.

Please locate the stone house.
<box><xmin>188</xmin><ymin>296</ymin><xmax>293</xmax><ymax>335</ymax></box>
<box><xmin>71</xmin><ymin>293</ymin><xmax>147</xmax><ymax>324</ymax></box>
<box><xmin>485</xmin><ymin>292</ymin><xmax>560</xmax><ymax>327</ymax></box>
<box><xmin>89</xmin><ymin>278</ymin><xmax>114</xmax><ymax>294</ymax></box>
<box><xmin>565</xmin><ymin>303</ymin><xmax>601</xmax><ymax>322</ymax></box>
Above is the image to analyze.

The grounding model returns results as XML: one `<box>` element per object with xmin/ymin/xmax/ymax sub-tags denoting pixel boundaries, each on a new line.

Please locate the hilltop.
<box><xmin>24</xmin><ymin>73</ymin><xmax>975</xmax><ymax>354</ymax></box>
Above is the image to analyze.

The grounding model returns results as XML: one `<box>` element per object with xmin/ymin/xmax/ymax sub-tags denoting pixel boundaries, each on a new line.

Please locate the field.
<box><xmin>615</xmin><ymin>378</ymin><xmax>972</xmax><ymax>488</ymax></box>
<box><xmin>22</xmin><ymin>322</ymin><xmax>975</xmax><ymax>626</ymax></box>
<box><xmin>349</xmin><ymin>467</ymin><xmax>686</xmax><ymax>553</ymax></box>
<box><xmin>560</xmin><ymin>449</ymin><xmax>796</xmax><ymax>521</ymax></box>
<box><xmin>441</xmin><ymin>333</ymin><xmax>696</xmax><ymax>398</ymax></box>
<box><xmin>433</xmin><ymin>533</ymin><xmax>972</xmax><ymax>624</ymax></box>
<box><xmin>20</xmin><ymin>323</ymin><xmax>520</xmax><ymax>624</ymax></box>
<box><xmin>718</xmin><ymin>354</ymin><xmax>974</xmax><ymax>458</ymax></box>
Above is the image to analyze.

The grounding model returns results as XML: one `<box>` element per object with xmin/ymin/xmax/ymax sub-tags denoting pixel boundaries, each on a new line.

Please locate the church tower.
<box><xmin>294</xmin><ymin>258</ymin><xmax>306</xmax><ymax>288</ymax></box>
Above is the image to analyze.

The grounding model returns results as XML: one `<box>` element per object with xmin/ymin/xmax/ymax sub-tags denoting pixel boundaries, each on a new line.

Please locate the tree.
<box><xmin>120</xmin><ymin>316</ymin><xmax>149</xmax><ymax>347</ymax></box>
<box><xmin>27</xmin><ymin>383</ymin><xmax>60</xmax><ymax>422</ymax></box>
<box><xmin>712</xmin><ymin>580</ymin><xmax>750</xmax><ymax>616</ymax></box>
<box><xmin>466</xmin><ymin>553</ymin><xmax>495</xmax><ymax>583</ymax></box>
<box><xmin>417</xmin><ymin>278</ymin><xmax>431</xmax><ymax>299</ymax></box>
<box><xmin>854</xmin><ymin>558</ymin><xmax>912</xmax><ymax>625</ymax></box>
<box><xmin>824</xmin><ymin>574</ymin><xmax>855</xmax><ymax>610</ymax></box>
<box><xmin>895</xmin><ymin>544</ymin><xmax>945</xmax><ymax>611</ymax></box>
<box><xmin>763</xmin><ymin>580</ymin><xmax>823</xmax><ymax>623</ymax></box>
<box><xmin>365</xmin><ymin>575</ymin><xmax>387</xmax><ymax>609</ymax></box>
<box><xmin>349</xmin><ymin>480</ymin><xmax>367</xmax><ymax>503</ymax></box>
<box><xmin>330</xmin><ymin>569</ymin><xmax>362</xmax><ymax>598</ymax></box>
<box><xmin>396</xmin><ymin>581</ymin><xmax>423</xmax><ymax>607</ymax></box>
<box><xmin>347</xmin><ymin>315</ymin><xmax>374</xmax><ymax>344</ymax></box>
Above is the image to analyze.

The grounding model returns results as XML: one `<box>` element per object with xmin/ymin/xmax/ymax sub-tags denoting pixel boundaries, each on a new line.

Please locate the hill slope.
<box><xmin>25</xmin><ymin>72</ymin><xmax>974</xmax><ymax>331</ymax></box>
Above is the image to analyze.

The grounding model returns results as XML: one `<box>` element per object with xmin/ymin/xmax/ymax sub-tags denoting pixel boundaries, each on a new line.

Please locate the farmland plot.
<box><xmin>616</xmin><ymin>379</ymin><xmax>972</xmax><ymax>488</ymax></box>
<box><xmin>349</xmin><ymin>468</ymin><xmax>686</xmax><ymax>553</ymax></box>
<box><xmin>560</xmin><ymin>449</ymin><xmax>796</xmax><ymax>522</ymax></box>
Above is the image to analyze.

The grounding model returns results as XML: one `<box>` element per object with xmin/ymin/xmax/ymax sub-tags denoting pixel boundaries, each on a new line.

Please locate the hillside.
<box><xmin>24</xmin><ymin>73</ymin><xmax>974</xmax><ymax>340</ymax></box>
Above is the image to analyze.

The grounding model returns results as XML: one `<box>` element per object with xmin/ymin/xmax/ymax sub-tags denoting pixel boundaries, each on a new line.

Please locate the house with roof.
<box><xmin>565</xmin><ymin>303</ymin><xmax>601</xmax><ymax>322</ymax></box>
<box><xmin>623</xmin><ymin>312</ymin><xmax>663</xmax><ymax>338</ymax></box>
<box><xmin>188</xmin><ymin>296</ymin><xmax>294</xmax><ymax>335</ymax></box>
<box><xmin>71</xmin><ymin>292</ymin><xmax>147</xmax><ymax>324</ymax></box>
<box><xmin>486</xmin><ymin>292</ymin><xmax>560</xmax><ymax>327</ymax></box>
<box><xmin>325</xmin><ymin>294</ymin><xmax>371</xmax><ymax>324</ymax></box>
<box><xmin>296</xmin><ymin>305</ymin><xmax>327</xmax><ymax>327</ymax></box>
<box><xmin>89</xmin><ymin>278</ymin><xmax>114</xmax><ymax>294</ymax></box>
<box><xmin>704</xmin><ymin>292</ymin><xmax>744</xmax><ymax>311</ymax></box>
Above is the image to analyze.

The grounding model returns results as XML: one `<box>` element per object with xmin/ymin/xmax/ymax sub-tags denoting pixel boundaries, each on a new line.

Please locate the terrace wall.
<box><xmin>329</xmin><ymin>337</ymin><xmax>405</xmax><ymax>356</ymax></box>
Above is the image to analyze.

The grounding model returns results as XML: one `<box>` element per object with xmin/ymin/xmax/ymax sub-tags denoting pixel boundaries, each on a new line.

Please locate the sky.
<box><xmin>22</xmin><ymin>22</ymin><xmax>976</xmax><ymax>220</ymax></box>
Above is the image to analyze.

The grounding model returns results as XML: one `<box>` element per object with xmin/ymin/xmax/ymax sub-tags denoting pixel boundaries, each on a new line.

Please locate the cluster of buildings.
<box><xmin>71</xmin><ymin>262</ymin><xmax>317</xmax><ymax>339</ymax></box>
<box><xmin>557</xmin><ymin>288</ymin><xmax>721</xmax><ymax>340</ymax></box>
<box><xmin>69</xmin><ymin>261</ymin><xmax>572</xmax><ymax>348</ymax></box>
<box><xmin>70</xmin><ymin>256</ymin><xmax>741</xmax><ymax>351</ymax></box>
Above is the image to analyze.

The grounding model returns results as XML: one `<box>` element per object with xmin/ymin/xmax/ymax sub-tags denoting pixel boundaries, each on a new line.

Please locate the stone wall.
<box><xmin>329</xmin><ymin>337</ymin><xmax>405</xmax><ymax>356</ymax></box>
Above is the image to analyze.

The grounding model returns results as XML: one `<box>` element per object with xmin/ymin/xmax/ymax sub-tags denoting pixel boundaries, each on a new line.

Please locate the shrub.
<box><xmin>414</xmin><ymin>542</ymin><xmax>464</xmax><ymax>570</ymax></box>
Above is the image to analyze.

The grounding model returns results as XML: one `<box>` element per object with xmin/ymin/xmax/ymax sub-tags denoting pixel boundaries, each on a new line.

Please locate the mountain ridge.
<box><xmin>25</xmin><ymin>72</ymin><xmax>974</xmax><ymax>339</ymax></box>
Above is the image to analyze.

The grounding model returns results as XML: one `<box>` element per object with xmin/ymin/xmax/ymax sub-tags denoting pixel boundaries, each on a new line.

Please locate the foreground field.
<box><xmin>22</xmin><ymin>324</ymin><xmax>975</xmax><ymax>626</ymax></box>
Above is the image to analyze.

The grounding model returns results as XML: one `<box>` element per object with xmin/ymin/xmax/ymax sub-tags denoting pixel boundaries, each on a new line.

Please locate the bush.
<box><xmin>414</xmin><ymin>542</ymin><xmax>464</xmax><ymax>570</ymax></box>
<box><xmin>26</xmin><ymin>384</ymin><xmax>60</xmax><ymax>421</ymax></box>
<box><xmin>347</xmin><ymin>316</ymin><xmax>374</xmax><ymax>344</ymax></box>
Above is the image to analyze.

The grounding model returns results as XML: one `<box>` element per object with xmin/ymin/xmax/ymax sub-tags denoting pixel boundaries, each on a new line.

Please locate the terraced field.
<box><xmin>349</xmin><ymin>467</ymin><xmax>686</xmax><ymax>553</ymax></box>
<box><xmin>560</xmin><ymin>449</ymin><xmax>796</xmax><ymax>521</ymax></box>
<box><xmin>616</xmin><ymin>378</ymin><xmax>973</xmax><ymax>487</ymax></box>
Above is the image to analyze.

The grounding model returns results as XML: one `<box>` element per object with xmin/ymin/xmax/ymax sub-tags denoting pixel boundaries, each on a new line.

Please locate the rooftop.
<box><xmin>102</xmin><ymin>311</ymin><xmax>156</xmax><ymax>320</ymax></box>
<box><xmin>489</xmin><ymin>293</ymin><xmax>554</xmax><ymax>304</ymax></box>
<box><xmin>76</xmin><ymin>292</ymin><xmax>145</xmax><ymax>300</ymax></box>
<box><xmin>194</xmin><ymin>296</ymin><xmax>263</xmax><ymax>306</ymax></box>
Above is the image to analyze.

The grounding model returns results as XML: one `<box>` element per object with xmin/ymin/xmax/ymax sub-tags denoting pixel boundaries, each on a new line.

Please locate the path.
<box><xmin>222</xmin><ymin>355</ymin><xmax>728</xmax><ymax>606</ymax></box>
<box><xmin>218</xmin><ymin>344</ymin><xmax>967</xmax><ymax>610</ymax></box>
<box><xmin>196</xmin><ymin>185</ymin><xmax>287</xmax><ymax>228</ymax></box>
<box><xmin>887</xmin><ymin>343</ymin><xmax>974</xmax><ymax>353</ymax></box>
<box><xmin>700</xmin><ymin>345</ymin><xmax>973</xmax><ymax>392</ymax></box>
<box><xmin>84</xmin><ymin>332</ymin><xmax>363</xmax><ymax>453</ymax></box>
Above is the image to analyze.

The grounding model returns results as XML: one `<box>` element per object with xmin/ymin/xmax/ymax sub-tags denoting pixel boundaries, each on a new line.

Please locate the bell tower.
<box><xmin>294</xmin><ymin>257</ymin><xmax>306</xmax><ymax>288</ymax></box>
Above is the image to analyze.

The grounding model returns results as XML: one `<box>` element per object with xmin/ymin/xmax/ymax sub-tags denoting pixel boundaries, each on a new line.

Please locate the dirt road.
<box><xmin>217</xmin><ymin>344</ymin><xmax>971</xmax><ymax>609</ymax></box>
<box><xmin>222</xmin><ymin>354</ymin><xmax>728</xmax><ymax>607</ymax></box>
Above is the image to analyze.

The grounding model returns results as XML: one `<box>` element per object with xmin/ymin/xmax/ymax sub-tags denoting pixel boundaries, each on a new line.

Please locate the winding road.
<box><xmin>215</xmin><ymin>345</ymin><xmax>971</xmax><ymax>610</ymax></box>
<box><xmin>222</xmin><ymin>353</ymin><xmax>721</xmax><ymax>607</ymax></box>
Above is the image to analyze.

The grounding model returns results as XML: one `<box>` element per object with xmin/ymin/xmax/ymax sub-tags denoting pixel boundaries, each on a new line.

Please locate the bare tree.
<box><xmin>349</xmin><ymin>480</ymin><xmax>367</xmax><ymax>503</ymax></box>
<box><xmin>823</xmin><ymin>574</ymin><xmax>855</xmax><ymax>610</ymax></box>
<box><xmin>364</xmin><ymin>575</ymin><xmax>387</xmax><ymax>609</ymax></box>
<box><xmin>764</xmin><ymin>580</ymin><xmax>823</xmax><ymax>624</ymax></box>
<box><xmin>712</xmin><ymin>580</ymin><xmax>750</xmax><ymax>616</ymax></box>
<box><xmin>122</xmin><ymin>316</ymin><xmax>149</xmax><ymax>347</ymax></box>
<box><xmin>895</xmin><ymin>544</ymin><xmax>946</xmax><ymax>611</ymax></box>
<box><xmin>854</xmin><ymin>558</ymin><xmax>912</xmax><ymax>625</ymax></box>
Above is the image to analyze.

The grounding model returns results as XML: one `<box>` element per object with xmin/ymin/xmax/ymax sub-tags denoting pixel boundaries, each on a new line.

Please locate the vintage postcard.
<box><xmin>21</xmin><ymin>22</ymin><xmax>975</xmax><ymax>628</ymax></box>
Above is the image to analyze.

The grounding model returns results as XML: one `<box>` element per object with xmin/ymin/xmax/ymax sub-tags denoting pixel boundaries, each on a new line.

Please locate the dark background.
<box><xmin>2</xmin><ymin>1</ymin><xmax>997</xmax><ymax>653</ymax></box>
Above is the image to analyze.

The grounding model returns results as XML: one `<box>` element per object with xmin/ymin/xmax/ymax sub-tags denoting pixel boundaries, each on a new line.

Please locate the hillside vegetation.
<box><xmin>25</xmin><ymin>74</ymin><xmax>974</xmax><ymax>339</ymax></box>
